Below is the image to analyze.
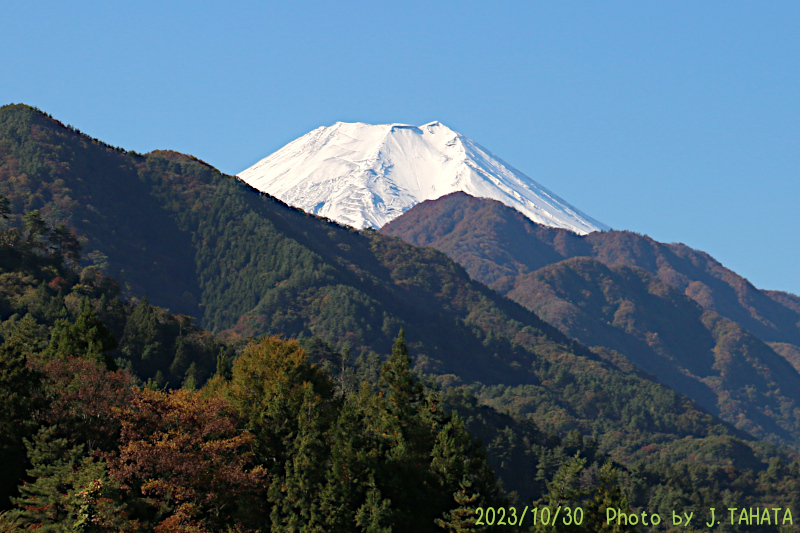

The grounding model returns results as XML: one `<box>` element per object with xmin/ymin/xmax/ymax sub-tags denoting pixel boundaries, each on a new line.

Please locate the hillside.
<box><xmin>5</xmin><ymin>104</ymin><xmax>800</xmax><ymax>530</ymax></box>
<box><xmin>0</xmin><ymin>104</ymin><xmax>739</xmax><ymax>442</ymax></box>
<box><xmin>382</xmin><ymin>192</ymin><xmax>800</xmax><ymax>445</ymax></box>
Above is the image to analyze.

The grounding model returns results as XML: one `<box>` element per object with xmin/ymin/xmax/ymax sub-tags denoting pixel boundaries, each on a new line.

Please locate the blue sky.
<box><xmin>2</xmin><ymin>1</ymin><xmax>799</xmax><ymax>294</ymax></box>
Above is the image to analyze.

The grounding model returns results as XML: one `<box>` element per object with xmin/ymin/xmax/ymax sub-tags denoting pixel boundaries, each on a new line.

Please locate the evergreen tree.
<box><xmin>583</xmin><ymin>461</ymin><xmax>638</xmax><ymax>533</ymax></box>
<box><xmin>379</xmin><ymin>329</ymin><xmax>425</xmax><ymax>443</ymax></box>
<box><xmin>9</xmin><ymin>426</ymin><xmax>126</xmax><ymax>531</ymax></box>
<box><xmin>318</xmin><ymin>392</ymin><xmax>374</xmax><ymax>532</ymax></box>
<box><xmin>269</xmin><ymin>384</ymin><xmax>327</xmax><ymax>532</ymax></box>
<box><xmin>532</xmin><ymin>453</ymin><xmax>589</xmax><ymax>533</ymax></box>
<box><xmin>215</xmin><ymin>348</ymin><xmax>232</xmax><ymax>381</ymax></box>
<box><xmin>354</xmin><ymin>488</ymin><xmax>393</xmax><ymax>533</ymax></box>
<box><xmin>47</xmin><ymin>224</ymin><xmax>81</xmax><ymax>265</ymax></box>
<box><xmin>169</xmin><ymin>337</ymin><xmax>190</xmax><ymax>381</ymax></box>
<box><xmin>432</xmin><ymin>414</ymin><xmax>499</xmax><ymax>532</ymax></box>
<box><xmin>22</xmin><ymin>210</ymin><xmax>48</xmax><ymax>248</ymax></box>
<box><xmin>45</xmin><ymin>299</ymin><xmax>117</xmax><ymax>369</ymax></box>
<box><xmin>0</xmin><ymin>194</ymin><xmax>10</xmax><ymax>220</ymax></box>
<box><xmin>0</xmin><ymin>315</ymin><xmax>44</xmax><ymax>509</ymax></box>
<box><xmin>435</xmin><ymin>477</ymin><xmax>486</xmax><ymax>533</ymax></box>
<box><xmin>119</xmin><ymin>298</ymin><xmax>164</xmax><ymax>376</ymax></box>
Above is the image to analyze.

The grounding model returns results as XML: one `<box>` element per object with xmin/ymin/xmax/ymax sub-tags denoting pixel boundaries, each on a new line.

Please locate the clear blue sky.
<box><xmin>2</xmin><ymin>1</ymin><xmax>799</xmax><ymax>294</ymax></box>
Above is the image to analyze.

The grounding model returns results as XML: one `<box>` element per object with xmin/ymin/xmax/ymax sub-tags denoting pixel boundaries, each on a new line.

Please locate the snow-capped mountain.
<box><xmin>237</xmin><ymin>121</ymin><xmax>609</xmax><ymax>234</ymax></box>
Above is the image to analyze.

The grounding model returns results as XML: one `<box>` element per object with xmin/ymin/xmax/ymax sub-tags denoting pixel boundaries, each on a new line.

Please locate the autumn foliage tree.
<box><xmin>106</xmin><ymin>387</ymin><xmax>266</xmax><ymax>532</ymax></box>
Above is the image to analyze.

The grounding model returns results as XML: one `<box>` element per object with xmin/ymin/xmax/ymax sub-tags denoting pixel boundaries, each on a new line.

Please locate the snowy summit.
<box><xmin>237</xmin><ymin>121</ymin><xmax>609</xmax><ymax>234</ymax></box>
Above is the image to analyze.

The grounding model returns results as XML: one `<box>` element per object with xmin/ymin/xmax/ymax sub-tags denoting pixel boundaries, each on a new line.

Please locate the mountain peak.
<box><xmin>238</xmin><ymin>121</ymin><xmax>609</xmax><ymax>234</ymax></box>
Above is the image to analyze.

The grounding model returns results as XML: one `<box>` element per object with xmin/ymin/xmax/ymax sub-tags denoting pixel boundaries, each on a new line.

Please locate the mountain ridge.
<box><xmin>381</xmin><ymin>192</ymin><xmax>800</xmax><ymax>444</ymax></box>
<box><xmin>237</xmin><ymin>120</ymin><xmax>608</xmax><ymax>234</ymax></box>
<box><xmin>1</xmin><ymin>103</ymin><xmax>744</xmax><ymax>446</ymax></box>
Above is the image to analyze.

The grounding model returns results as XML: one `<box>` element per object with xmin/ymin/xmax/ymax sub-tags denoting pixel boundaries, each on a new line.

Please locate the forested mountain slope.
<box><xmin>382</xmin><ymin>192</ymin><xmax>800</xmax><ymax>347</ymax></box>
<box><xmin>0</xmin><ymin>103</ymin><xmax>739</xmax><ymax>445</ymax></box>
<box><xmin>382</xmin><ymin>192</ymin><xmax>800</xmax><ymax>446</ymax></box>
<box><xmin>4</xmin><ymin>105</ymin><xmax>800</xmax><ymax>531</ymax></box>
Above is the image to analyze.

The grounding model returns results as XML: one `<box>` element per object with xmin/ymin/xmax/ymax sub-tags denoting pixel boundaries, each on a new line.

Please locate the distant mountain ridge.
<box><xmin>237</xmin><ymin>121</ymin><xmax>608</xmax><ymax>234</ymax></box>
<box><xmin>382</xmin><ymin>192</ymin><xmax>800</xmax><ymax>347</ymax></box>
<box><xmin>382</xmin><ymin>192</ymin><xmax>800</xmax><ymax>444</ymax></box>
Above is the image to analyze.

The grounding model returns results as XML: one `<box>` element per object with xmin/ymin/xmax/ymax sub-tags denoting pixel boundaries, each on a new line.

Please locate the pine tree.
<box><xmin>269</xmin><ymin>384</ymin><xmax>327</xmax><ymax>532</ymax></box>
<box><xmin>318</xmin><ymin>393</ymin><xmax>373</xmax><ymax>532</ymax></box>
<box><xmin>354</xmin><ymin>488</ymin><xmax>393</xmax><ymax>533</ymax></box>
<box><xmin>435</xmin><ymin>477</ymin><xmax>486</xmax><ymax>533</ymax></box>
<box><xmin>215</xmin><ymin>349</ymin><xmax>232</xmax><ymax>381</ymax></box>
<box><xmin>0</xmin><ymin>315</ymin><xmax>44</xmax><ymax>510</ymax></box>
<box><xmin>169</xmin><ymin>337</ymin><xmax>190</xmax><ymax>381</ymax></box>
<box><xmin>45</xmin><ymin>299</ymin><xmax>117</xmax><ymax>369</ymax></box>
<box><xmin>9</xmin><ymin>426</ymin><xmax>126</xmax><ymax>531</ymax></box>
<box><xmin>532</xmin><ymin>453</ymin><xmax>589</xmax><ymax>533</ymax></box>
<box><xmin>182</xmin><ymin>362</ymin><xmax>198</xmax><ymax>390</ymax></box>
<box><xmin>119</xmin><ymin>298</ymin><xmax>164</xmax><ymax>376</ymax></box>
<box><xmin>0</xmin><ymin>194</ymin><xmax>10</xmax><ymax>220</ymax></box>
<box><xmin>432</xmin><ymin>414</ymin><xmax>499</xmax><ymax>533</ymax></box>
<box><xmin>379</xmin><ymin>330</ymin><xmax>423</xmax><ymax>425</ymax></box>
<box><xmin>23</xmin><ymin>210</ymin><xmax>48</xmax><ymax>249</ymax></box>
<box><xmin>47</xmin><ymin>224</ymin><xmax>81</xmax><ymax>265</ymax></box>
<box><xmin>583</xmin><ymin>461</ymin><xmax>638</xmax><ymax>533</ymax></box>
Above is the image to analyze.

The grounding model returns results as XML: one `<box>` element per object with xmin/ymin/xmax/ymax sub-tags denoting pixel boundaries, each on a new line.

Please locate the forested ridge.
<box><xmin>1</xmin><ymin>104</ymin><xmax>800</xmax><ymax>531</ymax></box>
<box><xmin>383</xmin><ymin>192</ymin><xmax>800</xmax><ymax>447</ymax></box>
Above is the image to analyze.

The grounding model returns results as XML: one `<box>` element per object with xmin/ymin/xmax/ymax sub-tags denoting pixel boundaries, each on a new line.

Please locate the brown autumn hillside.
<box><xmin>382</xmin><ymin>192</ymin><xmax>800</xmax><ymax>444</ymax></box>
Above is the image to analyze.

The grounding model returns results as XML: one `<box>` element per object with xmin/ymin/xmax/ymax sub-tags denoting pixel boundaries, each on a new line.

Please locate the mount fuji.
<box><xmin>237</xmin><ymin>121</ymin><xmax>609</xmax><ymax>234</ymax></box>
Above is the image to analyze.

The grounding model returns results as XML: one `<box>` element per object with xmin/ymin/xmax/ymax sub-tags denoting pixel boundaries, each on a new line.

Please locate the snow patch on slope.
<box><xmin>238</xmin><ymin>121</ymin><xmax>609</xmax><ymax>234</ymax></box>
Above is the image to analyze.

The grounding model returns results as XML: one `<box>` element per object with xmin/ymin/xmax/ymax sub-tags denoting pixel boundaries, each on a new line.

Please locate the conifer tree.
<box><xmin>215</xmin><ymin>348</ymin><xmax>232</xmax><ymax>381</ymax></box>
<box><xmin>45</xmin><ymin>299</ymin><xmax>117</xmax><ymax>369</ymax></box>
<box><xmin>532</xmin><ymin>453</ymin><xmax>589</xmax><ymax>533</ymax></box>
<box><xmin>432</xmin><ymin>414</ymin><xmax>499</xmax><ymax>532</ymax></box>
<box><xmin>318</xmin><ymin>392</ymin><xmax>373</xmax><ymax>532</ymax></box>
<box><xmin>119</xmin><ymin>298</ymin><xmax>164</xmax><ymax>375</ymax></box>
<box><xmin>23</xmin><ymin>210</ymin><xmax>48</xmax><ymax>248</ymax></box>
<box><xmin>355</xmin><ymin>487</ymin><xmax>393</xmax><ymax>533</ymax></box>
<box><xmin>182</xmin><ymin>362</ymin><xmax>198</xmax><ymax>390</ymax></box>
<box><xmin>583</xmin><ymin>461</ymin><xmax>638</xmax><ymax>533</ymax></box>
<box><xmin>269</xmin><ymin>384</ymin><xmax>327</xmax><ymax>532</ymax></box>
<box><xmin>435</xmin><ymin>477</ymin><xmax>486</xmax><ymax>533</ymax></box>
<box><xmin>169</xmin><ymin>337</ymin><xmax>190</xmax><ymax>380</ymax></box>
<box><xmin>9</xmin><ymin>426</ymin><xmax>125</xmax><ymax>531</ymax></box>
<box><xmin>0</xmin><ymin>315</ymin><xmax>44</xmax><ymax>509</ymax></box>
<box><xmin>379</xmin><ymin>330</ymin><xmax>423</xmax><ymax>424</ymax></box>
<box><xmin>47</xmin><ymin>223</ymin><xmax>81</xmax><ymax>265</ymax></box>
<box><xmin>0</xmin><ymin>194</ymin><xmax>10</xmax><ymax>220</ymax></box>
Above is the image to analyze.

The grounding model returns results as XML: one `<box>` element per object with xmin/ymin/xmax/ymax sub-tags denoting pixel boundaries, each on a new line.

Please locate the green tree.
<box><xmin>269</xmin><ymin>384</ymin><xmax>327</xmax><ymax>532</ymax></box>
<box><xmin>9</xmin><ymin>426</ymin><xmax>127</xmax><ymax>531</ymax></box>
<box><xmin>23</xmin><ymin>209</ymin><xmax>48</xmax><ymax>248</ymax></box>
<box><xmin>355</xmin><ymin>488</ymin><xmax>393</xmax><ymax>533</ymax></box>
<box><xmin>583</xmin><ymin>461</ymin><xmax>638</xmax><ymax>533</ymax></box>
<box><xmin>119</xmin><ymin>298</ymin><xmax>164</xmax><ymax>376</ymax></box>
<box><xmin>47</xmin><ymin>223</ymin><xmax>81</xmax><ymax>265</ymax></box>
<box><xmin>532</xmin><ymin>453</ymin><xmax>589</xmax><ymax>533</ymax></box>
<box><xmin>432</xmin><ymin>414</ymin><xmax>499</xmax><ymax>533</ymax></box>
<box><xmin>0</xmin><ymin>194</ymin><xmax>10</xmax><ymax>220</ymax></box>
<box><xmin>380</xmin><ymin>330</ymin><xmax>424</xmax><ymax>424</ymax></box>
<box><xmin>45</xmin><ymin>299</ymin><xmax>117</xmax><ymax>369</ymax></box>
<box><xmin>215</xmin><ymin>348</ymin><xmax>232</xmax><ymax>381</ymax></box>
<box><xmin>435</xmin><ymin>477</ymin><xmax>486</xmax><ymax>533</ymax></box>
<box><xmin>318</xmin><ymin>391</ymin><xmax>374</xmax><ymax>532</ymax></box>
<box><xmin>0</xmin><ymin>315</ymin><xmax>44</xmax><ymax>509</ymax></box>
